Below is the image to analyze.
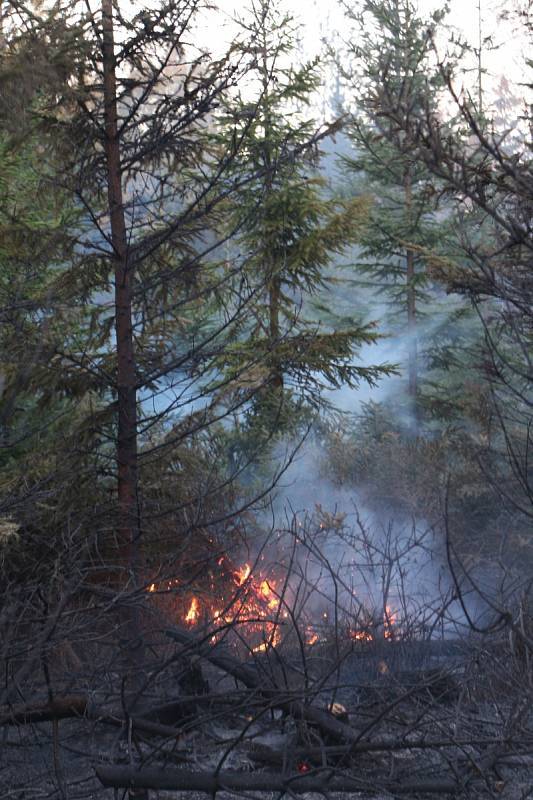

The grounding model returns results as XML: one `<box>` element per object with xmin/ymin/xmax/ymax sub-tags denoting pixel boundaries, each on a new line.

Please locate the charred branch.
<box><xmin>0</xmin><ymin>695</ymin><xmax>88</xmax><ymax>726</ymax></box>
<box><xmin>96</xmin><ymin>764</ymin><xmax>461</xmax><ymax>795</ymax></box>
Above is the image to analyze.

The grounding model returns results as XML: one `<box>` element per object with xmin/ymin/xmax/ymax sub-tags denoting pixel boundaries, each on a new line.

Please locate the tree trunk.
<box><xmin>101</xmin><ymin>0</ymin><xmax>139</xmax><ymax>582</ymax></box>
<box><xmin>268</xmin><ymin>275</ymin><xmax>283</xmax><ymax>390</ymax></box>
<box><xmin>101</xmin><ymin>11</ymin><xmax>146</xmax><ymax>766</ymax></box>
<box><xmin>261</xmin><ymin>38</ymin><xmax>283</xmax><ymax>394</ymax></box>
<box><xmin>404</xmin><ymin>161</ymin><xmax>418</xmax><ymax>422</ymax></box>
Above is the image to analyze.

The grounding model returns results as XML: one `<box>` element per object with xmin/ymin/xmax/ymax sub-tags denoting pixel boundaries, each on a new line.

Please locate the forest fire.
<box><xmin>350</xmin><ymin>606</ymin><xmax>396</xmax><ymax>642</ymax></box>
<box><xmin>223</xmin><ymin>563</ymin><xmax>284</xmax><ymax>651</ymax></box>
<box><xmin>146</xmin><ymin>561</ymin><xmax>285</xmax><ymax>651</ymax></box>
<box><xmin>147</xmin><ymin>560</ymin><xmax>399</xmax><ymax>650</ymax></box>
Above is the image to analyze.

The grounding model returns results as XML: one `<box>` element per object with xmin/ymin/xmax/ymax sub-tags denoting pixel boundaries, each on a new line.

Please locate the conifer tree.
<box><xmin>0</xmin><ymin>0</ymin><xmax>393</xmax><ymax>590</ymax></box>
<box><xmin>0</xmin><ymin>1</ymin><xmax>397</xmax><ymax>650</ymax></box>
<box><xmin>215</xmin><ymin>0</ymin><xmax>389</xmax><ymax>450</ymax></box>
<box><xmin>0</xmin><ymin>7</ymin><xmax>95</xmax><ymax>511</ymax></box>
<box><xmin>340</xmin><ymin>0</ymin><xmax>453</xmax><ymax>426</ymax></box>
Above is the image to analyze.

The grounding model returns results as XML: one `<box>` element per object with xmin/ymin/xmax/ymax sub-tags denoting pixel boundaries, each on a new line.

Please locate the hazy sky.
<box><xmin>214</xmin><ymin>0</ymin><xmax>501</xmax><ymax>46</ymax></box>
<box><xmin>116</xmin><ymin>0</ymin><xmax>526</xmax><ymax>113</ymax></box>
<box><xmin>206</xmin><ymin>0</ymin><xmax>525</xmax><ymax>112</ymax></box>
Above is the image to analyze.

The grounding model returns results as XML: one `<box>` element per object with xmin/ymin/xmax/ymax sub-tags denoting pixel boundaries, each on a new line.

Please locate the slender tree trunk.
<box><xmin>101</xmin><ymin>0</ymin><xmax>146</xmax><ymax>708</ymax></box>
<box><xmin>404</xmin><ymin>161</ymin><xmax>418</xmax><ymax>418</ymax></box>
<box><xmin>102</xmin><ymin>15</ymin><xmax>145</xmax><ymax>799</ymax></box>
<box><xmin>268</xmin><ymin>276</ymin><xmax>283</xmax><ymax>390</ymax></box>
<box><xmin>261</xmin><ymin>33</ymin><xmax>283</xmax><ymax>393</ymax></box>
<box><xmin>477</xmin><ymin>0</ymin><xmax>483</xmax><ymax>114</ymax></box>
<box><xmin>101</xmin><ymin>0</ymin><xmax>139</xmax><ymax>576</ymax></box>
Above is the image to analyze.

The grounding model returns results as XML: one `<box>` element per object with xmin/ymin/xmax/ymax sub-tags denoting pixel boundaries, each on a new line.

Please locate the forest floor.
<box><xmin>3</xmin><ymin>631</ymin><xmax>533</xmax><ymax>799</ymax></box>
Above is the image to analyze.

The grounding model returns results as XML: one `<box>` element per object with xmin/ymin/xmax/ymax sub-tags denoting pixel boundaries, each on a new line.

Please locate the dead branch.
<box><xmin>1</xmin><ymin>695</ymin><xmax>190</xmax><ymax>744</ymax></box>
<box><xmin>139</xmin><ymin>692</ymin><xmax>242</xmax><ymax>725</ymax></box>
<box><xmin>246</xmin><ymin>736</ymin><xmax>521</xmax><ymax>765</ymax></box>
<box><xmin>0</xmin><ymin>694</ymin><xmax>88</xmax><ymax>725</ymax></box>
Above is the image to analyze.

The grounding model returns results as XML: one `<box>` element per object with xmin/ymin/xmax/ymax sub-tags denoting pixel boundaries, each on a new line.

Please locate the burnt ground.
<box><xmin>2</xmin><ymin>632</ymin><xmax>533</xmax><ymax>800</ymax></box>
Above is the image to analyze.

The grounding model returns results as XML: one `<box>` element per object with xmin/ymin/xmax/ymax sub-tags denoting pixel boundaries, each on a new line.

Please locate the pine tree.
<box><xmin>0</xmin><ymin>8</ymin><xmax>95</xmax><ymax>498</ymax></box>
<box><xmin>214</xmin><ymin>0</ymin><xmax>390</xmax><ymax>452</ymax></box>
<box><xmin>0</xmin><ymin>1</ymin><xmax>387</xmax><ymax>596</ymax></box>
<box><xmin>2</xmin><ymin>3</ymin><xmax>249</xmax><ymax>548</ymax></box>
<box><xmin>340</xmin><ymin>0</ymin><xmax>454</xmax><ymax>427</ymax></box>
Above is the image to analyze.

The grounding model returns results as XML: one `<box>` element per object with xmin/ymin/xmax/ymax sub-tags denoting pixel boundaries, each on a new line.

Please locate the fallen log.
<box><xmin>0</xmin><ymin>695</ymin><xmax>88</xmax><ymax>726</ymax></box>
<box><xmin>96</xmin><ymin>764</ymin><xmax>460</xmax><ymax>795</ymax></box>
<box><xmin>246</xmin><ymin>736</ymin><xmax>519</xmax><ymax>766</ymax></box>
<box><xmin>1</xmin><ymin>695</ymin><xmax>188</xmax><ymax>744</ymax></box>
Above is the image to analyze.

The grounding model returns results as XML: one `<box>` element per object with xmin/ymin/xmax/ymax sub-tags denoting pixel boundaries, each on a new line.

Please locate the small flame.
<box><xmin>146</xmin><ymin>578</ymin><xmax>179</xmax><ymax>593</ymax></box>
<box><xmin>236</xmin><ymin>563</ymin><xmax>251</xmax><ymax>585</ymax></box>
<box><xmin>351</xmin><ymin>630</ymin><xmax>373</xmax><ymax>642</ymax></box>
<box><xmin>328</xmin><ymin>702</ymin><xmax>348</xmax><ymax>719</ymax></box>
<box><xmin>252</xmin><ymin>625</ymin><xmax>281</xmax><ymax>652</ymax></box>
<box><xmin>185</xmin><ymin>597</ymin><xmax>200</xmax><ymax>624</ymax></box>
<box><xmin>384</xmin><ymin>605</ymin><xmax>396</xmax><ymax>639</ymax></box>
<box><xmin>259</xmin><ymin>579</ymin><xmax>280</xmax><ymax>611</ymax></box>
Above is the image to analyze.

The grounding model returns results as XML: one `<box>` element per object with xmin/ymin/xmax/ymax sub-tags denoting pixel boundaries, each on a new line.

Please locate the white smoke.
<box><xmin>257</xmin><ymin>438</ymin><xmax>466</xmax><ymax>640</ymax></box>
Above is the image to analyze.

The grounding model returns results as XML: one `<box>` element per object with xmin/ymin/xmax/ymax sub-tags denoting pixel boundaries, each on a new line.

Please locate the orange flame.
<box><xmin>147</xmin><ymin>562</ymin><xmax>399</xmax><ymax>652</ymax></box>
<box><xmin>185</xmin><ymin>597</ymin><xmax>200</xmax><ymax>624</ymax></box>
<box><xmin>351</xmin><ymin>630</ymin><xmax>374</xmax><ymax>642</ymax></box>
<box><xmin>236</xmin><ymin>563</ymin><xmax>251</xmax><ymax>585</ymax></box>
<box><xmin>384</xmin><ymin>605</ymin><xmax>396</xmax><ymax>639</ymax></box>
<box><xmin>146</xmin><ymin>578</ymin><xmax>179</xmax><ymax>593</ymax></box>
<box><xmin>252</xmin><ymin>625</ymin><xmax>281</xmax><ymax>652</ymax></box>
<box><xmin>171</xmin><ymin>562</ymin><xmax>285</xmax><ymax>652</ymax></box>
<box><xmin>260</xmin><ymin>579</ymin><xmax>280</xmax><ymax>610</ymax></box>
